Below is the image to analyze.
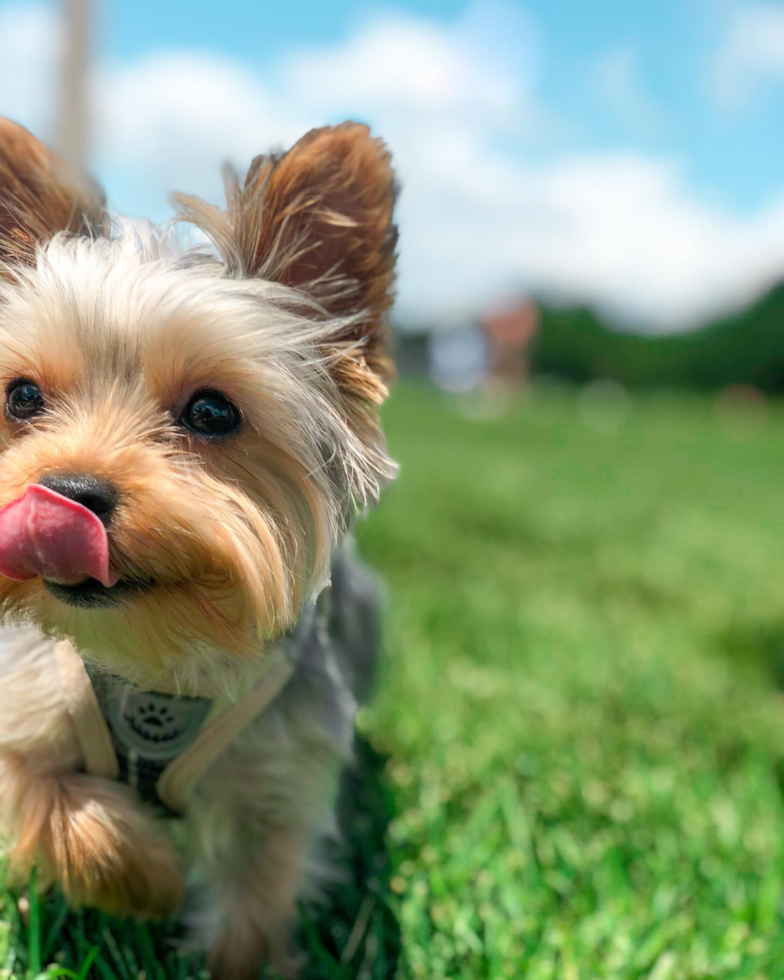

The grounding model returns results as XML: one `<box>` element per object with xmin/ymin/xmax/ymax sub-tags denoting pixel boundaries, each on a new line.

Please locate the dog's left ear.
<box><xmin>0</xmin><ymin>119</ymin><xmax>106</xmax><ymax>270</ymax></box>
<box><xmin>179</xmin><ymin>123</ymin><xmax>398</xmax><ymax>403</ymax></box>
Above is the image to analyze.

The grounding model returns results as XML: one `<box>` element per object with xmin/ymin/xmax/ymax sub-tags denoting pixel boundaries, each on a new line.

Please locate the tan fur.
<box><xmin>0</xmin><ymin>117</ymin><xmax>397</xmax><ymax>978</ymax></box>
<box><xmin>176</xmin><ymin>122</ymin><xmax>398</xmax><ymax>402</ymax></box>
<box><xmin>1</xmin><ymin>755</ymin><xmax>183</xmax><ymax>917</ymax></box>
<box><xmin>191</xmin><ymin>682</ymin><xmax>348</xmax><ymax>980</ymax></box>
<box><xmin>0</xmin><ymin>631</ymin><xmax>82</xmax><ymax>761</ymax></box>
<box><xmin>0</xmin><ymin>637</ymin><xmax>183</xmax><ymax>917</ymax></box>
<box><xmin>205</xmin><ymin>827</ymin><xmax>307</xmax><ymax>980</ymax></box>
<box><xmin>0</xmin><ymin>120</ymin><xmax>105</xmax><ymax>271</ymax></box>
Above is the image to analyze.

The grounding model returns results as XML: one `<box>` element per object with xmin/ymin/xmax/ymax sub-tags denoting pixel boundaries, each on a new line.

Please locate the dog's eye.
<box><xmin>5</xmin><ymin>379</ymin><xmax>45</xmax><ymax>422</ymax></box>
<box><xmin>180</xmin><ymin>390</ymin><xmax>241</xmax><ymax>436</ymax></box>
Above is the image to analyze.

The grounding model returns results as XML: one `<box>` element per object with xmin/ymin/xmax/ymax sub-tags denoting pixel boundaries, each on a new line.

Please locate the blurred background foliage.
<box><xmin>533</xmin><ymin>285</ymin><xmax>784</xmax><ymax>392</ymax></box>
<box><xmin>397</xmin><ymin>281</ymin><xmax>784</xmax><ymax>396</ymax></box>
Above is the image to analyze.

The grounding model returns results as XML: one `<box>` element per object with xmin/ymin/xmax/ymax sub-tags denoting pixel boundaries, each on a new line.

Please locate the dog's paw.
<box><xmin>61</xmin><ymin>822</ymin><xmax>184</xmax><ymax>919</ymax></box>
<box><xmin>206</xmin><ymin>930</ymin><xmax>301</xmax><ymax>980</ymax></box>
<box><xmin>5</xmin><ymin>763</ymin><xmax>183</xmax><ymax>919</ymax></box>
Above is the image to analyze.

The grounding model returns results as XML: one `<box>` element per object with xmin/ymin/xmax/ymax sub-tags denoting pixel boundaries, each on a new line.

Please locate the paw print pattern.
<box><xmin>125</xmin><ymin>701</ymin><xmax>186</xmax><ymax>744</ymax></box>
<box><xmin>102</xmin><ymin>687</ymin><xmax>213</xmax><ymax>762</ymax></box>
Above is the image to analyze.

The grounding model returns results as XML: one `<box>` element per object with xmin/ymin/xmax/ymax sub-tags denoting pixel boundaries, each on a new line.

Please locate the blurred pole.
<box><xmin>57</xmin><ymin>0</ymin><xmax>91</xmax><ymax>182</ymax></box>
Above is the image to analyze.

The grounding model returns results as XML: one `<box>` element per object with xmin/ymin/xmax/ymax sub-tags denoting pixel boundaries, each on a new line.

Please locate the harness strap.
<box><xmin>155</xmin><ymin>647</ymin><xmax>293</xmax><ymax>813</ymax></box>
<box><xmin>53</xmin><ymin>640</ymin><xmax>294</xmax><ymax>814</ymax></box>
<box><xmin>54</xmin><ymin>640</ymin><xmax>119</xmax><ymax>780</ymax></box>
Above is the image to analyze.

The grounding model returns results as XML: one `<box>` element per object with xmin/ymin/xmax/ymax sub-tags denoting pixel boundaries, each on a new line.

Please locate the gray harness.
<box><xmin>86</xmin><ymin>668</ymin><xmax>213</xmax><ymax>813</ymax></box>
<box><xmin>66</xmin><ymin>603</ymin><xmax>321</xmax><ymax>815</ymax></box>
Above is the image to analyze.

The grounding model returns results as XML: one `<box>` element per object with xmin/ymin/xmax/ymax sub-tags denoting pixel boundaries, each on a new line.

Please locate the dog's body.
<box><xmin>0</xmin><ymin>119</ymin><xmax>397</xmax><ymax>978</ymax></box>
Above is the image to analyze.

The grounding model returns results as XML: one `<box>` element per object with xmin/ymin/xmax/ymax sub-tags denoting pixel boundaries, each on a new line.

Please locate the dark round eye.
<box><xmin>180</xmin><ymin>390</ymin><xmax>240</xmax><ymax>436</ymax></box>
<box><xmin>5</xmin><ymin>379</ymin><xmax>45</xmax><ymax>422</ymax></box>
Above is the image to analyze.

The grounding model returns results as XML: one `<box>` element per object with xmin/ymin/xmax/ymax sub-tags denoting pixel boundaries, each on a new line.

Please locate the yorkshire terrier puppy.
<box><xmin>0</xmin><ymin>118</ymin><xmax>397</xmax><ymax>978</ymax></box>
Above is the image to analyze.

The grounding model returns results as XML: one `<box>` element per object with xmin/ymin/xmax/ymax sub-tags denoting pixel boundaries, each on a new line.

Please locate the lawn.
<box><xmin>5</xmin><ymin>382</ymin><xmax>784</xmax><ymax>979</ymax></box>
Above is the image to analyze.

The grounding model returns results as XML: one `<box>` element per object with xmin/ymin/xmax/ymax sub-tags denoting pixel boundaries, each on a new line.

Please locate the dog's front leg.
<box><xmin>188</xmin><ymin>717</ymin><xmax>346</xmax><ymax>980</ymax></box>
<box><xmin>199</xmin><ymin>821</ymin><xmax>309</xmax><ymax>980</ymax></box>
<box><xmin>0</xmin><ymin>753</ymin><xmax>184</xmax><ymax>918</ymax></box>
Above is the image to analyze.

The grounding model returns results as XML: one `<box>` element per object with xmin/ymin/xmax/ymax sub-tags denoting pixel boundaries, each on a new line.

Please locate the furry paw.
<box><xmin>59</xmin><ymin>815</ymin><xmax>184</xmax><ymax>919</ymax></box>
<box><xmin>3</xmin><ymin>759</ymin><xmax>183</xmax><ymax>919</ymax></box>
<box><xmin>205</xmin><ymin>908</ymin><xmax>304</xmax><ymax>980</ymax></box>
<box><xmin>207</xmin><ymin>936</ymin><xmax>300</xmax><ymax>980</ymax></box>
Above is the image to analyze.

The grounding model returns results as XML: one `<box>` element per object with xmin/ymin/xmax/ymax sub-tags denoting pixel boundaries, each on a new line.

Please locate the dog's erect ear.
<box><xmin>0</xmin><ymin>119</ymin><xmax>106</xmax><ymax>270</ymax></box>
<box><xmin>178</xmin><ymin>123</ymin><xmax>398</xmax><ymax>402</ymax></box>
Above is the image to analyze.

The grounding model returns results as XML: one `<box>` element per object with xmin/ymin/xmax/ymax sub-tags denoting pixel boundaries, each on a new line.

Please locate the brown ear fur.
<box><xmin>178</xmin><ymin>123</ymin><xmax>398</xmax><ymax>403</ymax></box>
<box><xmin>0</xmin><ymin>119</ymin><xmax>106</xmax><ymax>270</ymax></box>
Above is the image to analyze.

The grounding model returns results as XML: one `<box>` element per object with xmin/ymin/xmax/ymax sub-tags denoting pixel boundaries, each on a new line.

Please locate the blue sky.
<box><xmin>1</xmin><ymin>0</ymin><xmax>784</xmax><ymax>329</ymax></box>
<box><xmin>101</xmin><ymin>0</ymin><xmax>784</xmax><ymax>209</ymax></box>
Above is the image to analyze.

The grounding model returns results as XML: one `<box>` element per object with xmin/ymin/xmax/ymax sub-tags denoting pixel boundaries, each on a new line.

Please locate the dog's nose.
<box><xmin>38</xmin><ymin>474</ymin><xmax>119</xmax><ymax>521</ymax></box>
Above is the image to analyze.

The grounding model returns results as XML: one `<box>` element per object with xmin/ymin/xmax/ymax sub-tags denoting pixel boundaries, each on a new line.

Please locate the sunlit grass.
<box><xmin>360</xmin><ymin>384</ymin><xmax>784</xmax><ymax>980</ymax></box>
<box><xmin>6</xmin><ymin>382</ymin><xmax>784</xmax><ymax>978</ymax></box>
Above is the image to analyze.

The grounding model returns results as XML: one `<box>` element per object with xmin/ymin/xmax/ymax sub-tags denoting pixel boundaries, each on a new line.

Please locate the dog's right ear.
<box><xmin>0</xmin><ymin>119</ymin><xmax>106</xmax><ymax>269</ymax></box>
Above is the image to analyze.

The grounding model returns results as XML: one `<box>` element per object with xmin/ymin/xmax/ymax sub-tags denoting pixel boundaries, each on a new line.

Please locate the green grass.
<box><xmin>7</xmin><ymin>383</ymin><xmax>784</xmax><ymax>978</ymax></box>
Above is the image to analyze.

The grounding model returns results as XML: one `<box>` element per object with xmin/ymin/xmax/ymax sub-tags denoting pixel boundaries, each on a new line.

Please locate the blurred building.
<box><xmin>396</xmin><ymin>297</ymin><xmax>540</xmax><ymax>393</ymax></box>
<box><xmin>428</xmin><ymin>324</ymin><xmax>489</xmax><ymax>393</ymax></box>
<box><xmin>481</xmin><ymin>298</ymin><xmax>540</xmax><ymax>389</ymax></box>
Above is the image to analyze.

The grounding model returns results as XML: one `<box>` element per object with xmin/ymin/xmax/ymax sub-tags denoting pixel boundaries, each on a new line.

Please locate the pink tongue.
<box><xmin>0</xmin><ymin>484</ymin><xmax>117</xmax><ymax>588</ymax></box>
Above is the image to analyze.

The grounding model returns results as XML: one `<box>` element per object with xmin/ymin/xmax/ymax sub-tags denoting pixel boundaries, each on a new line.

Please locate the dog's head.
<box><xmin>0</xmin><ymin>120</ymin><xmax>397</xmax><ymax>688</ymax></box>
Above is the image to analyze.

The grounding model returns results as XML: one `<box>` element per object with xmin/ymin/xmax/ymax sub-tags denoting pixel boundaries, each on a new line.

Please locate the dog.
<box><xmin>0</xmin><ymin>117</ymin><xmax>398</xmax><ymax>979</ymax></box>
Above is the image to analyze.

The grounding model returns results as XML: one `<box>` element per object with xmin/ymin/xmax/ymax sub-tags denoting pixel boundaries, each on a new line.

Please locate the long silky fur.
<box><xmin>0</xmin><ymin>119</ymin><xmax>105</xmax><ymax>271</ymax></box>
<box><xmin>0</xmin><ymin>225</ymin><xmax>396</xmax><ymax>690</ymax></box>
<box><xmin>0</xmin><ymin>118</ymin><xmax>398</xmax><ymax>980</ymax></box>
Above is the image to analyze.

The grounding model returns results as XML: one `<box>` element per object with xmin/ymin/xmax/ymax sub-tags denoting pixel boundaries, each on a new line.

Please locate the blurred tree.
<box><xmin>531</xmin><ymin>282</ymin><xmax>784</xmax><ymax>393</ymax></box>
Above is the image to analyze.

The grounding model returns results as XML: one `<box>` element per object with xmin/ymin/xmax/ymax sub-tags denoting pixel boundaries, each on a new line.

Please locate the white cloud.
<box><xmin>2</xmin><ymin>0</ymin><xmax>784</xmax><ymax>330</ymax></box>
<box><xmin>283</xmin><ymin>2</ymin><xmax>541</xmax><ymax>128</ymax></box>
<box><xmin>714</xmin><ymin>3</ymin><xmax>784</xmax><ymax>107</ymax></box>
<box><xmin>497</xmin><ymin>155</ymin><xmax>784</xmax><ymax>326</ymax></box>
<box><xmin>95</xmin><ymin>51</ymin><xmax>309</xmax><ymax>204</ymax></box>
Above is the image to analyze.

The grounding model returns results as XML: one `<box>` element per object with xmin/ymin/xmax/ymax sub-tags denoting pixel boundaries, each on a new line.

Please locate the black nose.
<box><xmin>38</xmin><ymin>474</ymin><xmax>119</xmax><ymax>520</ymax></box>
